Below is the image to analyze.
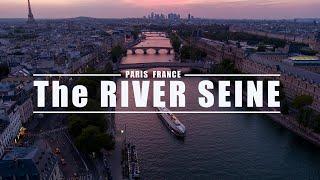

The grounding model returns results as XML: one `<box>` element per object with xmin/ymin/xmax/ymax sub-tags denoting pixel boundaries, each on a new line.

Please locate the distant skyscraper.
<box><xmin>27</xmin><ymin>0</ymin><xmax>35</xmax><ymax>23</ymax></box>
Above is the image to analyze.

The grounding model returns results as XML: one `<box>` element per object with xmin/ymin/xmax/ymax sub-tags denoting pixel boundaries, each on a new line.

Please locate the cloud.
<box><xmin>0</xmin><ymin>0</ymin><xmax>320</xmax><ymax>18</ymax></box>
<box><xmin>122</xmin><ymin>0</ymin><xmax>206</xmax><ymax>7</ymax></box>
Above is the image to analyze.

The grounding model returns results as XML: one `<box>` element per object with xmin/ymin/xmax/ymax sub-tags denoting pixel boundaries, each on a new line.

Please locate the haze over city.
<box><xmin>1</xmin><ymin>0</ymin><xmax>320</xmax><ymax>19</ymax></box>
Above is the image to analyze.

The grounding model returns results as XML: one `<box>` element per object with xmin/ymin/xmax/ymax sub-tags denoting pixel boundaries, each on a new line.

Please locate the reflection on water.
<box><xmin>116</xmin><ymin>33</ymin><xmax>320</xmax><ymax>179</ymax></box>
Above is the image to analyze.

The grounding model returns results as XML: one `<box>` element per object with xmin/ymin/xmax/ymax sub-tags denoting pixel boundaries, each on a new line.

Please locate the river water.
<box><xmin>115</xmin><ymin>33</ymin><xmax>320</xmax><ymax>179</ymax></box>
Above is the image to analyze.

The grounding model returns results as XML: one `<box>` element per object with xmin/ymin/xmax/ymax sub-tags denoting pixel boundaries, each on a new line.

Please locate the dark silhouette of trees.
<box><xmin>204</xmin><ymin>31</ymin><xmax>286</xmax><ymax>48</ymax></box>
<box><xmin>170</xmin><ymin>34</ymin><xmax>181</xmax><ymax>53</ymax></box>
<box><xmin>68</xmin><ymin>65</ymin><xmax>116</xmax><ymax>154</ymax></box>
<box><xmin>75</xmin><ymin>126</ymin><xmax>114</xmax><ymax>153</ymax></box>
<box><xmin>292</xmin><ymin>95</ymin><xmax>314</xmax><ymax>127</ymax></box>
<box><xmin>292</xmin><ymin>95</ymin><xmax>313</xmax><ymax>109</ymax></box>
<box><xmin>314</xmin><ymin>115</ymin><xmax>320</xmax><ymax>133</ymax></box>
<box><xmin>111</xmin><ymin>45</ymin><xmax>126</xmax><ymax>63</ymax></box>
<box><xmin>212</xmin><ymin>59</ymin><xmax>239</xmax><ymax>74</ymax></box>
<box><xmin>180</xmin><ymin>45</ymin><xmax>207</xmax><ymax>62</ymax></box>
<box><xmin>0</xmin><ymin>63</ymin><xmax>9</xmax><ymax>80</ymax></box>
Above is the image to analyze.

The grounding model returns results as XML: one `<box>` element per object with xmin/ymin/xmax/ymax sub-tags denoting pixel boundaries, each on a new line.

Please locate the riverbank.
<box><xmin>109</xmin><ymin>132</ymin><xmax>124</xmax><ymax>180</ymax></box>
<box><xmin>265</xmin><ymin>113</ymin><xmax>320</xmax><ymax>147</ymax></box>
<box><xmin>209</xmin><ymin>76</ymin><xmax>320</xmax><ymax>148</ymax></box>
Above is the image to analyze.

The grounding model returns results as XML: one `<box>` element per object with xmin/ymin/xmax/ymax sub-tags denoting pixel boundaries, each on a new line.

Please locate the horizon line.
<box><xmin>1</xmin><ymin>17</ymin><xmax>320</xmax><ymax>21</ymax></box>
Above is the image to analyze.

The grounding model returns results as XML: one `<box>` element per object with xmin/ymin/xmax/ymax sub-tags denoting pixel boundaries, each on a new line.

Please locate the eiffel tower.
<box><xmin>27</xmin><ymin>0</ymin><xmax>35</xmax><ymax>23</ymax></box>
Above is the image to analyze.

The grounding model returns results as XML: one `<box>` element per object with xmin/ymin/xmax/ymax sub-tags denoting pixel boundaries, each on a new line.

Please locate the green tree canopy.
<box><xmin>75</xmin><ymin>126</ymin><xmax>114</xmax><ymax>153</ymax></box>
<box><xmin>77</xmin><ymin>77</ymin><xmax>99</xmax><ymax>98</ymax></box>
<box><xmin>180</xmin><ymin>45</ymin><xmax>191</xmax><ymax>60</ymax></box>
<box><xmin>213</xmin><ymin>59</ymin><xmax>239</xmax><ymax>74</ymax></box>
<box><xmin>0</xmin><ymin>63</ymin><xmax>9</xmax><ymax>79</ymax></box>
<box><xmin>68</xmin><ymin>115</ymin><xmax>88</xmax><ymax>137</ymax></box>
<box><xmin>314</xmin><ymin>115</ymin><xmax>320</xmax><ymax>133</ymax></box>
<box><xmin>68</xmin><ymin>66</ymin><xmax>115</xmax><ymax>155</ymax></box>
<box><xmin>257</xmin><ymin>45</ymin><xmax>266</xmax><ymax>52</ymax></box>
<box><xmin>170</xmin><ymin>34</ymin><xmax>181</xmax><ymax>53</ymax></box>
<box><xmin>111</xmin><ymin>45</ymin><xmax>126</xmax><ymax>63</ymax></box>
<box><xmin>300</xmin><ymin>48</ymin><xmax>318</xmax><ymax>56</ymax></box>
<box><xmin>104</xmin><ymin>62</ymin><xmax>113</xmax><ymax>74</ymax></box>
<box><xmin>292</xmin><ymin>95</ymin><xmax>313</xmax><ymax>109</ymax></box>
<box><xmin>131</xmin><ymin>29</ymin><xmax>140</xmax><ymax>40</ymax></box>
<box><xmin>68</xmin><ymin>99</ymin><xmax>106</xmax><ymax>134</ymax></box>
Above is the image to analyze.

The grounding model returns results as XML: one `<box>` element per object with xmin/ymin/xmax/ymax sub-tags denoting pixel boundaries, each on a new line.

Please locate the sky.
<box><xmin>0</xmin><ymin>0</ymin><xmax>320</xmax><ymax>19</ymax></box>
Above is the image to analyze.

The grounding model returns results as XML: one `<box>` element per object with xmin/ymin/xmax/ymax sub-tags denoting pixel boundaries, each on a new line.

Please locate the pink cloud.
<box><xmin>122</xmin><ymin>0</ymin><xmax>205</xmax><ymax>7</ymax></box>
<box><xmin>0</xmin><ymin>0</ymin><xmax>319</xmax><ymax>18</ymax></box>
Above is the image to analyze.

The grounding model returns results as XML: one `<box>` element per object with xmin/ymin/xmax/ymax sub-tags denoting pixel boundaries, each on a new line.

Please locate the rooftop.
<box><xmin>0</xmin><ymin>101</ymin><xmax>16</xmax><ymax>111</ymax></box>
<box><xmin>0</xmin><ymin>159</ymin><xmax>39</xmax><ymax>179</ymax></box>
<box><xmin>0</xmin><ymin>147</ymin><xmax>58</xmax><ymax>179</ymax></box>
<box><xmin>0</xmin><ymin>119</ymin><xmax>9</xmax><ymax>134</ymax></box>
<box><xmin>0</xmin><ymin>83</ymin><xmax>15</xmax><ymax>93</ymax></box>
<box><xmin>2</xmin><ymin>147</ymin><xmax>38</xmax><ymax>160</ymax></box>
<box><xmin>248</xmin><ymin>53</ymin><xmax>320</xmax><ymax>85</ymax></box>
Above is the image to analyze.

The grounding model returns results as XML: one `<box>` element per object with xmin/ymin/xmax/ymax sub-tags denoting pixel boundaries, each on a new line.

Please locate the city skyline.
<box><xmin>0</xmin><ymin>0</ymin><xmax>320</xmax><ymax>19</ymax></box>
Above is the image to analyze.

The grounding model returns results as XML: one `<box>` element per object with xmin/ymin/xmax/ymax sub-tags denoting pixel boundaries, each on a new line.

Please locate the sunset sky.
<box><xmin>1</xmin><ymin>0</ymin><xmax>320</xmax><ymax>19</ymax></box>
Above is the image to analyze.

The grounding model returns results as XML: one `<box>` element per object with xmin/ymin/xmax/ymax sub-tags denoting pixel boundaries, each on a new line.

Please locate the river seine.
<box><xmin>115</xmin><ymin>33</ymin><xmax>320</xmax><ymax>179</ymax></box>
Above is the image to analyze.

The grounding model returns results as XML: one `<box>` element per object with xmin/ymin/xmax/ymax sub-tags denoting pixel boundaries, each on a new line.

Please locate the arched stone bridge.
<box><xmin>127</xmin><ymin>46</ymin><xmax>174</xmax><ymax>55</ymax></box>
<box><xmin>117</xmin><ymin>62</ymin><xmax>211</xmax><ymax>71</ymax></box>
<box><xmin>142</xmin><ymin>31</ymin><xmax>168</xmax><ymax>37</ymax></box>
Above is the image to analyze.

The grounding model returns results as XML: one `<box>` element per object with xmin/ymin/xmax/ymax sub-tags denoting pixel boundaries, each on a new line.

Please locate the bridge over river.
<box><xmin>127</xmin><ymin>46</ymin><xmax>174</xmax><ymax>55</ymax></box>
<box><xmin>116</xmin><ymin>62</ymin><xmax>211</xmax><ymax>71</ymax></box>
